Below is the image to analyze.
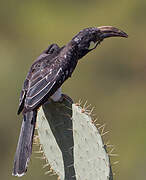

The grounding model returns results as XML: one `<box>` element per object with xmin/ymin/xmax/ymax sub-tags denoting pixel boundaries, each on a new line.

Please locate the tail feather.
<box><xmin>12</xmin><ymin>110</ymin><xmax>37</xmax><ymax>176</ymax></box>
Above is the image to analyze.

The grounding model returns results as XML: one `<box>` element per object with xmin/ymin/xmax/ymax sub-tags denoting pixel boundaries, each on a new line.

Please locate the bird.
<box><xmin>12</xmin><ymin>26</ymin><xmax>128</xmax><ymax>177</ymax></box>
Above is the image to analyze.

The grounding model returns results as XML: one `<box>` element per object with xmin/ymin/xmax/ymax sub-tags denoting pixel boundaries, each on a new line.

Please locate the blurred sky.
<box><xmin>0</xmin><ymin>0</ymin><xmax>146</xmax><ymax>180</ymax></box>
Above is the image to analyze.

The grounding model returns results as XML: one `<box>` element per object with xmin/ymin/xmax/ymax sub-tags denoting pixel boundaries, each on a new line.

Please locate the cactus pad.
<box><xmin>36</xmin><ymin>96</ymin><xmax>113</xmax><ymax>180</ymax></box>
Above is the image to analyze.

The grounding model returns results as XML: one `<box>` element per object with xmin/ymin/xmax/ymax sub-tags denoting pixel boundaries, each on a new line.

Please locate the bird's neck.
<box><xmin>59</xmin><ymin>41</ymin><xmax>79</xmax><ymax>61</ymax></box>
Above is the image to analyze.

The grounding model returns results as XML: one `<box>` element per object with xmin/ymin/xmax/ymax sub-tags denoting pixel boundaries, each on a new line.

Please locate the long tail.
<box><xmin>12</xmin><ymin>110</ymin><xmax>37</xmax><ymax>177</ymax></box>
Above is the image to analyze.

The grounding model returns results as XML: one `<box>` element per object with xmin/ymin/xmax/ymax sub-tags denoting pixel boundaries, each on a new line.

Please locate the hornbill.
<box><xmin>12</xmin><ymin>26</ymin><xmax>128</xmax><ymax>176</ymax></box>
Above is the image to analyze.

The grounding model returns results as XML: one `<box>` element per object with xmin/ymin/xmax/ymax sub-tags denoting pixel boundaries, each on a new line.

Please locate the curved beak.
<box><xmin>98</xmin><ymin>26</ymin><xmax>128</xmax><ymax>39</ymax></box>
<box><xmin>88</xmin><ymin>26</ymin><xmax>128</xmax><ymax>52</ymax></box>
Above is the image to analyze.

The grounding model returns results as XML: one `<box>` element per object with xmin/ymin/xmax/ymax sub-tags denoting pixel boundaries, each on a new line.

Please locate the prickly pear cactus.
<box><xmin>35</xmin><ymin>96</ymin><xmax>113</xmax><ymax>180</ymax></box>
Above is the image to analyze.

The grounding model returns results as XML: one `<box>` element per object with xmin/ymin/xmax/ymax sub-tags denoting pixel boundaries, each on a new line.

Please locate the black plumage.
<box><xmin>13</xmin><ymin>26</ymin><xmax>128</xmax><ymax>176</ymax></box>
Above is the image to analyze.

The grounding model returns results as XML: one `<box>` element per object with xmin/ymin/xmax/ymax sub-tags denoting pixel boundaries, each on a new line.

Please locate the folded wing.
<box><xmin>25</xmin><ymin>65</ymin><xmax>64</xmax><ymax>110</ymax></box>
<box><xmin>17</xmin><ymin>44</ymin><xmax>61</xmax><ymax>114</ymax></box>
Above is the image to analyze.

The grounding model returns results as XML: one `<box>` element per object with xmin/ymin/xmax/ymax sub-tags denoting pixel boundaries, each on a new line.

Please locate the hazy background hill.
<box><xmin>0</xmin><ymin>1</ymin><xmax>146</xmax><ymax>180</ymax></box>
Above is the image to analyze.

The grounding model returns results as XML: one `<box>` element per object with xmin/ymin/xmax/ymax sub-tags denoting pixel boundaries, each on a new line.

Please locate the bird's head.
<box><xmin>71</xmin><ymin>26</ymin><xmax>128</xmax><ymax>59</ymax></box>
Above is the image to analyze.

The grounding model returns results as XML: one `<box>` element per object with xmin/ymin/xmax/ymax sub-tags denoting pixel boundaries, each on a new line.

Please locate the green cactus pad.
<box><xmin>36</xmin><ymin>97</ymin><xmax>113</xmax><ymax>180</ymax></box>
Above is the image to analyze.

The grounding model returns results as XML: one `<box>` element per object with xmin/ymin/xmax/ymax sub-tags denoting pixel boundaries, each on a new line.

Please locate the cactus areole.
<box><xmin>12</xmin><ymin>26</ymin><xmax>128</xmax><ymax>176</ymax></box>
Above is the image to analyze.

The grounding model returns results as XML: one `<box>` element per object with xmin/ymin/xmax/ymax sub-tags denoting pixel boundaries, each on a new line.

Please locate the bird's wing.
<box><xmin>17</xmin><ymin>44</ymin><xmax>61</xmax><ymax>114</ymax></box>
<box><xmin>25</xmin><ymin>61</ymin><xmax>66</xmax><ymax>111</ymax></box>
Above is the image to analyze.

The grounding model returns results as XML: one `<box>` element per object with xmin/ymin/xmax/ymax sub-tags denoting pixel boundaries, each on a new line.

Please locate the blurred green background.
<box><xmin>0</xmin><ymin>0</ymin><xmax>146</xmax><ymax>180</ymax></box>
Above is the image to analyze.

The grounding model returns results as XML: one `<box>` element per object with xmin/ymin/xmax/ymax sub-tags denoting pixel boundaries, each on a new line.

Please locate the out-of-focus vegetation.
<box><xmin>0</xmin><ymin>1</ymin><xmax>146</xmax><ymax>180</ymax></box>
